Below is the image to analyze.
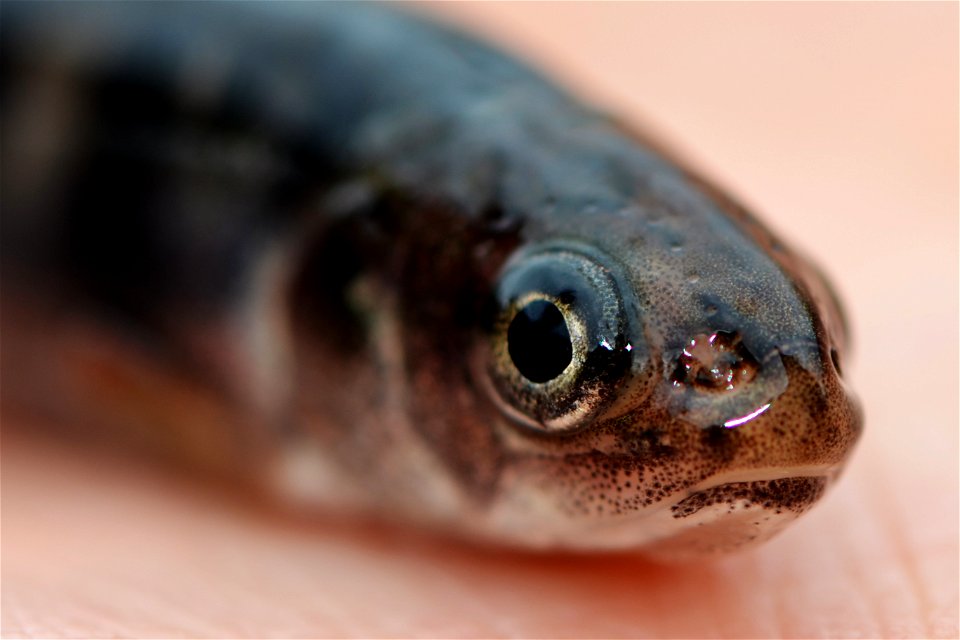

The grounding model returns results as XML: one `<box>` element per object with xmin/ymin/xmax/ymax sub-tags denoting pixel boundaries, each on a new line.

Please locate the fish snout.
<box><xmin>661</xmin><ymin>324</ymin><xmax>862</xmax><ymax>473</ymax></box>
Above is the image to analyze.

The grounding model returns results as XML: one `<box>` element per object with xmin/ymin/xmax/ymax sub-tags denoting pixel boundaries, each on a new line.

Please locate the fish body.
<box><xmin>0</xmin><ymin>2</ymin><xmax>861</xmax><ymax>554</ymax></box>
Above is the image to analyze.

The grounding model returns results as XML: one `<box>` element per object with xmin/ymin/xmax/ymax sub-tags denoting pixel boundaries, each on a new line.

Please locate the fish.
<box><xmin>0</xmin><ymin>1</ymin><xmax>862</xmax><ymax>556</ymax></box>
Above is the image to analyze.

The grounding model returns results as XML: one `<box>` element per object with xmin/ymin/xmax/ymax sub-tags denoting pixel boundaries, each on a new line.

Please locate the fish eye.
<box><xmin>486</xmin><ymin>246</ymin><xmax>637</xmax><ymax>434</ymax></box>
<box><xmin>507</xmin><ymin>298</ymin><xmax>573</xmax><ymax>383</ymax></box>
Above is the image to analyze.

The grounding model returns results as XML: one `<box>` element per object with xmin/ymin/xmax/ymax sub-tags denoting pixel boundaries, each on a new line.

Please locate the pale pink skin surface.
<box><xmin>2</xmin><ymin>3</ymin><xmax>957</xmax><ymax>637</ymax></box>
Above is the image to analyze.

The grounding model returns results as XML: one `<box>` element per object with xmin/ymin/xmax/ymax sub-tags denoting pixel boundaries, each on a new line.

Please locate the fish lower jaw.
<box><xmin>480</xmin><ymin>464</ymin><xmax>837</xmax><ymax>554</ymax></box>
<box><xmin>595</xmin><ymin>466</ymin><xmax>836</xmax><ymax>555</ymax></box>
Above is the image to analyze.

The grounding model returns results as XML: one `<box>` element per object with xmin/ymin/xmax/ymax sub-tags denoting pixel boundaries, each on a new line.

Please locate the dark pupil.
<box><xmin>507</xmin><ymin>300</ymin><xmax>573</xmax><ymax>383</ymax></box>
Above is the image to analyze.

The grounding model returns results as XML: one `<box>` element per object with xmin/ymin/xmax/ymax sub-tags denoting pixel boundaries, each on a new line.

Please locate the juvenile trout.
<box><xmin>0</xmin><ymin>2</ymin><xmax>862</xmax><ymax>554</ymax></box>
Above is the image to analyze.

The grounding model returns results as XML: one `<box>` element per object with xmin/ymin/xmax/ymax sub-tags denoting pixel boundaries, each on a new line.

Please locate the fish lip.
<box><xmin>669</xmin><ymin>473</ymin><xmax>830</xmax><ymax>520</ymax></box>
<box><xmin>681</xmin><ymin>464</ymin><xmax>837</xmax><ymax>491</ymax></box>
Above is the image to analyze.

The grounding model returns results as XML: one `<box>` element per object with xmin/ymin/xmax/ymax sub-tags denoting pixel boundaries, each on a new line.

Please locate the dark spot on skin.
<box><xmin>480</xmin><ymin>202</ymin><xmax>522</xmax><ymax>234</ymax></box>
<box><xmin>703</xmin><ymin>424</ymin><xmax>727</xmax><ymax>446</ymax></box>
<box><xmin>701</xmin><ymin>425</ymin><xmax>738</xmax><ymax>463</ymax></box>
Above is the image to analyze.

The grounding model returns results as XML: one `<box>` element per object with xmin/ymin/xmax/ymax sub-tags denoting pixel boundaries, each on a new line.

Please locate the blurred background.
<box><xmin>3</xmin><ymin>3</ymin><xmax>957</xmax><ymax>637</ymax></box>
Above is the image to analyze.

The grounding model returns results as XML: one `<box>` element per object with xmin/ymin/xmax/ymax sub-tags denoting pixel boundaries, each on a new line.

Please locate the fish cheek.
<box><xmin>386</xmin><ymin>207</ymin><xmax>521</xmax><ymax>501</ymax></box>
<box><xmin>284</xmin><ymin>197</ymin><xmax>517</xmax><ymax>503</ymax></box>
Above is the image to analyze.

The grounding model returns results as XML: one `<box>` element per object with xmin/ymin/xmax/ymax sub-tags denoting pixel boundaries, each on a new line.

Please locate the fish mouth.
<box><xmin>670</xmin><ymin>476</ymin><xmax>828</xmax><ymax>519</ymax></box>
<box><xmin>643</xmin><ymin>474</ymin><xmax>830</xmax><ymax>557</ymax></box>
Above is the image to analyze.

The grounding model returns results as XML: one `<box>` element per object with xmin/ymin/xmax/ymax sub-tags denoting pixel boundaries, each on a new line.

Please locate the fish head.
<box><xmin>474</xmin><ymin>172</ymin><xmax>862</xmax><ymax>554</ymax></box>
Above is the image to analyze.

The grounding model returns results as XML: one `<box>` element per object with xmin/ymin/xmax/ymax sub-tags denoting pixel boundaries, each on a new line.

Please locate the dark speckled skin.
<box><xmin>0</xmin><ymin>2</ymin><xmax>861</xmax><ymax>553</ymax></box>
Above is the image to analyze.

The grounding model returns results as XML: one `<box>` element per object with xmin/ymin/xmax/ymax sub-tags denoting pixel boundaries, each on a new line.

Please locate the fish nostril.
<box><xmin>671</xmin><ymin>330</ymin><xmax>758</xmax><ymax>392</ymax></box>
<box><xmin>829</xmin><ymin>348</ymin><xmax>843</xmax><ymax>377</ymax></box>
